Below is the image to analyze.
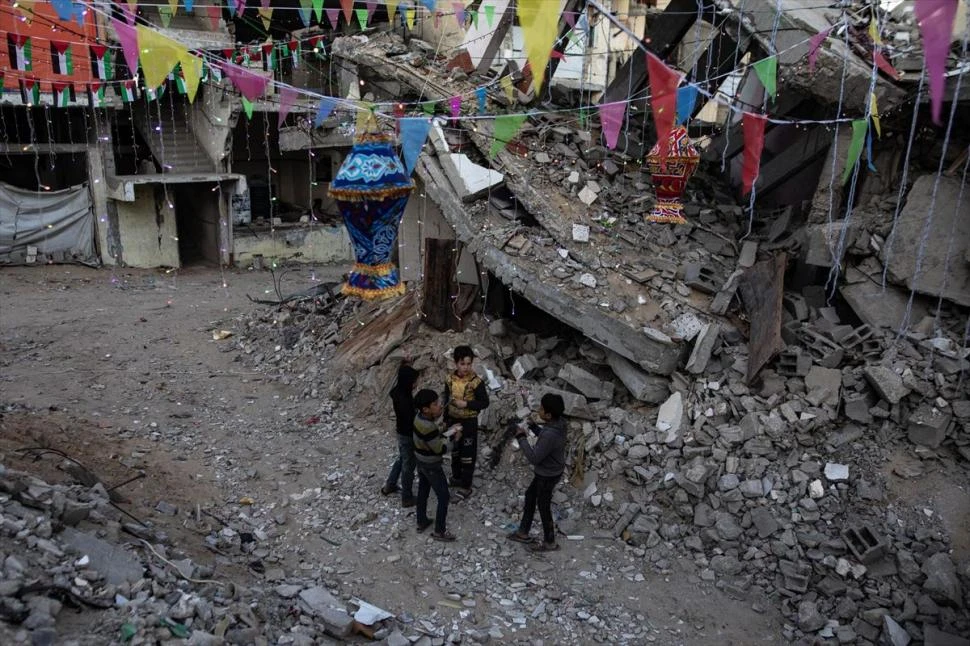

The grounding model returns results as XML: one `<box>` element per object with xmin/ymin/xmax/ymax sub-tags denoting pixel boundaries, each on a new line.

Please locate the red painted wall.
<box><xmin>1</xmin><ymin>1</ymin><xmax>100</xmax><ymax>92</ymax></box>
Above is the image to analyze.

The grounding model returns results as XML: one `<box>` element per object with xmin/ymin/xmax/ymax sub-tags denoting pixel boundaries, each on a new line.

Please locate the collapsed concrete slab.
<box><xmin>881</xmin><ymin>175</ymin><xmax>970</xmax><ymax>307</ymax></box>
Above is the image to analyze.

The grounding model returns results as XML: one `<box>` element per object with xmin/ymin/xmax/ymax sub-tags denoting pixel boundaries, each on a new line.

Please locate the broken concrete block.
<box><xmin>805</xmin><ymin>366</ymin><xmax>842</xmax><ymax>408</ymax></box>
<box><xmin>571</xmin><ymin>224</ymin><xmax>590</xmax><ymax>243</ymax></box>
<box><xmin>61</xmin><ymin>527</ymin><xmax>144</xmax><ymax>585</ymax></box>
<box><xmin>606</xmin><ymin>351</ymin><xmax>670</xmax><ymax>404</ymax></box>
<box><xmin>685</xmin><ymin>323</ymin><xmax>719</xmax><ymax>374</ymax></box>
<box><xmin>669</xmin><ymin>312</ymin><xmax>704</xmax><ymax>341</ymax></box>
<box><xmin>682</xmin><ymin>263</ymin><xmax>719</xmax><ymax>294</ymax></box>
<box><xmin>776</xmin><ymin>348</ymin><xmax>812</xmax><ymax>377</ymax></box>
<box><xmin>656</xmin><ymin>392</ymin><xmax>684</xmax><ymax>444</ymax></box>
<box><xmin>512</xmin><ymin>355</ymin><xmax>540</xmax><ymax>381</ymax></box>
<box><xmin>863</xmin><ymin>365</ymin><xmax>911</xmax><ymax>404</ymax></box>
<box><xmin>578</xmin><ymin>185</ymin><xmax>598</xmax><ymax>205</ymax></box>
<box><xmin>299</xmin><ymin>586</ymin><xmax>343</xmax><ymax>616</ymax></box>
<box><xmin>921</xmin><ymin>552</ymin><xmax>963</xmax><ymax>607</ymax></box>
<box><xmin>488</xmin><ymin>319</ymin><xmax>508</xmax><ymax>337</ymax></box>
<box><xmin>841</xmin><ymin>525</ymin><xmax>886</xmax><ymax>564</ymax></box>
<box><xmin>907</xmin><ymin>403</ymin><xmax>951</xmax><ymax>448</ymax></box>
<box><xmin>738</xmin><ymin>240</ymin><xmax>758</xmax><ymax>268</ymax></box>
<box><xmin>823</xmin><ymin>462</ymin><xmax>849</xmax><ymax>481</ymax></box>
<box><xmin>558</xmin><ymin>363</ymin><xmax>613</xmax><ymax>401</ymax></box>
<box><xmin>320</xmin><ymin>608</ymin><xmax>354</xmax><ymax>639</ymax></box>
<box><xmin>923</xmin><ymin>625</ymin><xmax>970</xmax><ymax>646</ymax></box>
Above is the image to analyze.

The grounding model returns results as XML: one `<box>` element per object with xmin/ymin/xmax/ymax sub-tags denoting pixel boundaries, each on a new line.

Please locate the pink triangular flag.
<box><xmin>206</xmin><ymin>4</ymin><xmax>222</xmax><ymax>29</ymax></box>
<box><xmin>598</xmin><ymin>101</ymin><xmax>626</xmax><ymax>150</ymax></box>
<box><xmin>564</xmin><ymin>11</ymin><xmax>576</xmax><ymax>28</ymax></box>
<box><xmin>221</xmin><ymin>61</ymin><xmax>269</xmax><ymax>101</ymax></box>
<box><xmin>807</xmin><ymin>27</ymin><xmax>831</xmax><ymax>73</ymax></box>
<box><xmin>434</xmin><ymin>10</ymin><xmax>441</xmax><ymax>28</ymax></box>
<box><xmin>278</xmin><ymin>86</ymin><xmax>298</xmax><ymax>128</ymax></box>
<box><xmin>366</xmin><ymin>0</ymin><xmax>376</xmax><ymax>17</ymax></box>
<box><xmin>915</xmin><ymin>0</ymin><xmax>959</xmax><ymax>124</ymax></box>
<box><xmin>453</xmin><ymin>2</ymin><xmax>465</xmax><ymax>26</ymax></box>
<box><xmin>235</xmin><ymin>0</ymin><xmax>246</xmax><ymax>17</ymax></box>
<box><xmin>873</xmin><ymin>50</ymin><xmax>901</xmax><ymax>80</ymax></box>
<box><xmin>111</xmin><ymin>18</ymin><xmax>141</xmax><ymax>78</ymax></box>
<box><xmin>326</xmin><ymin>7</ymin><xmax>341</xmax><ymax>27</ymax></box>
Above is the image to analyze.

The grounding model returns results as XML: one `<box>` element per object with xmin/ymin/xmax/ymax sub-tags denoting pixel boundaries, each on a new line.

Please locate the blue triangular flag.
<box><xmin>475</xmin><ymin>87</ymin><xmax>486</xmax><ymax>114</ymax></box>
<box><xmin>399</xmin><ymin>117</ymin><xmax>432</xmax><ymax>175</ymax></box>
<box><xmin>419</xmin><ymin>0</ymin><xmax>436</xmax><ymax>11</ymax></box>
<box><xmin>51</xmin><ymin>0</ymin><xmax>74</xmax><ymax>20</ymax></box>
<box><xmin>676</xmin><ymin>85</ymin><xmax>698</xmax><ymax>126</ymax></box>
<box><xmin>185</xmin><ymin>0</ymin><xmax>194</xmax><ymax>11</ymax></box>
<box><xmin>72</xmin><ymin>3</ymin><xmax>85</xmax><ymax>26</ymax></box>
<box><xmin>314</xmin><ymin>97</ymin><xmax>336</xmax><ymax>128</ymax></box>
<box><xmin>866</xmin><ymin>129</ymin><xmax>877</xmax><ymax>173</ymax></box>
<box><xmin>297</xmin><ymin>7</ymin><xmax>311</xmax><ymax>26</ymax></box>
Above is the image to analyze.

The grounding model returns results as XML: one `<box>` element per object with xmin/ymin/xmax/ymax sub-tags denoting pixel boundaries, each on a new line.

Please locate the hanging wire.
<box><xmin>880</xmin><ymin>66</ymin><xmax>924</xmax><ymax>292</ymax></box>
<box><xmin>896</xmin><ymin>25</ymin><xmax>969</xmax><ymax>337</ymax></box>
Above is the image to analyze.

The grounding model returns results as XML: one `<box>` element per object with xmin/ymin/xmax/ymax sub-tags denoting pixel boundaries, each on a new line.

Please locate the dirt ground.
<box><xmin>2</xmin><ymin>264</ymin><xmax>788</xmax><ymax>643</ymax></box>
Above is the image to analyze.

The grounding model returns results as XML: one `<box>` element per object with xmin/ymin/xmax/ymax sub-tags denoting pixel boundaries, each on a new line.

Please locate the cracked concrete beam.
<box><xmin>415</xmin><ymin>153</ymin><xmax>682</xmax><ymax>375</ymax></box>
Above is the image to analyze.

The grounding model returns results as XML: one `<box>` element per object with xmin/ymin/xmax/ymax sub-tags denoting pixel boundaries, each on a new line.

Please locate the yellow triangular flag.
<box><xmin>258</xmin><ymin>7</ymin><xmax>273</xmax><ymax>29</ymax></box>
<box><xmin>868</xmin><ymin>19</ymin><xmax>882</xmax><ymax>46</ymax></box>
<box><xmin>500</xmin><ymin>75</ymin><xmax>515</xmax><ymax>103</ymax></box>
<box><xmin>180</xmin><ymin>54</ymin><xmax>203</xmax><ymax>103</ymax></box>
<box><xmin>356</xmin><ymin>104</ymin><xmax>378</xmax><ymax>134</ymax></box>
<box><xmin>386</xmin><ymin>0</ymin><xmax>399</xmax><ymax>23</ymax></box>
<box><xmin>168</xmin><ymin>0</ymin><xmax>178</xmax><ymax>14</ymax></box>
<box><xmin>516</xmin><ymin>0</ymin><xmax>558</xmax><ymax>90</ymax></box>
<box><xmin>405</xmin><ymin>7</ymin><xmax>416</xmax><ymax>29</ymax></box>
<box><xmin>16</xmin><ymin>0</ymin><xmax>36</xmax><ymax>22</ymax></box>
<box><xmin>870</xmin><ymin>92</ymin><xmax>881</xmax><ymax>138</ymax></box>
<box><xmin>136</xmin><ymin>25</ymin><xmax>183</xmax><ymax>91</ymax></box>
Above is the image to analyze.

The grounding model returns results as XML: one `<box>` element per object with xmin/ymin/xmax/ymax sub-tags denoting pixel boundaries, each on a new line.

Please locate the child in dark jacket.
<box><xmin>412</xmin><ymin>389</ymin><xmax>461</xmax><ymax>542</ymax></box>
<box><xmin>507</xmin><ymin>394</ymin><xmax>567</xmax><ymax>552</ymax></box>
<box><xmin>381</xmin><ymin>364</ymin><xmax>419</xmax><ymax>507</ymax></box>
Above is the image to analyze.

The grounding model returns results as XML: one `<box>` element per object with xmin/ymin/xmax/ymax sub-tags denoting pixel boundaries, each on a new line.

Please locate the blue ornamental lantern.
<box><xmin>329</xmin><ymin>132</ymin><xmax>414</xmax><ymax>300</ymax></box>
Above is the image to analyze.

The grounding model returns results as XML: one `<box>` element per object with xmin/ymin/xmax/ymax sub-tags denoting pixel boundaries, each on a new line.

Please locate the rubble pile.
<box><xmin>0</xmin><ymin>462</ymin><xmax>423</xmax><ymax>645</ymax></box>
<box><xmin>233</xmin><ymin>249</ymin><xmax>969</xmax><ymax>645</ymax></box>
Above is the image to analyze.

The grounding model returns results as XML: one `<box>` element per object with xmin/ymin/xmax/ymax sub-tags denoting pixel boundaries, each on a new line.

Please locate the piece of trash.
<box><xmin>566</xmin><ymin>535</ymin><xmax>585</xmax><ymax>541</ymax></box>
<box><xmin>159</xmin><ymin>617</ymin><xmax>189</xmax><ymax>639</ymax></box>
<box><xmin>352</xmin><ymin>598</ymin><xmax>394</xmax><ymax>625</ymax></box>
<box><xmin>120</xmin><ymin>622</ymin><xmax>136</xmax><ymax>642</ymax></box>
<box><xmin>239</xmin><ymin>496</ymin><xmax>255</xmax><ymax>505</ymax></box>
<box><xmin>212</xmin><ymin>330</ymin><xmax>233</xmax><ymax>340</ymax></box>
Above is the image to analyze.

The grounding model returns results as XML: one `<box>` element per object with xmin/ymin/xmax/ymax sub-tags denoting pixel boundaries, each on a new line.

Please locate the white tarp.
<box><xmin>0</xmin><ymin>182</ymin><xmax>95</xmax><ymax>264</ymax></box>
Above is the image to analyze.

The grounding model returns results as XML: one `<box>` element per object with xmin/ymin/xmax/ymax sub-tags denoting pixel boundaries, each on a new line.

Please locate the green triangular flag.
<box><xmin>355</xmin><ymin>7</ymin><xmax>368</xmax><ymax>28</ymax></box>
<box><xmin>484</xmin><ymin>4</ymin><xmax>495</xmax><ymax>26</ymax></box>
<box><xmin>241</xmin><ymin>96</ymin><xmax>254</xmax><ymax>120</ymax></box>
<box><xmin>489</xmin><ymin>114</ymin><xmax>527</xmax><ymax>159</ymax></box>
<box><xmin>841</xmin><ymin>119</ymin><xmax>868</xmax><ymax>185</ymax></box>
<box><xmin>421</xmin><ymin>101</ymin><xmax>436</xmax><ymax>116</ymax></box>
<box><xmin>312</xmin><ymin>0</ymin><xmax>323</xmax><ymax>22</ymax></box>
<box><xmin>159</xmin><ymin>5</ymin><xmax>173</xmax><ymax>27</ymax></box>
<box><xmin>469</xmin><ymin>9</ymin><xmax>478</xmax><ymax>29</ymax></box>
<box><xmin>752</xmin><ymin>56</ymin><xmax>777</xmax><ymax>100</ymax></box>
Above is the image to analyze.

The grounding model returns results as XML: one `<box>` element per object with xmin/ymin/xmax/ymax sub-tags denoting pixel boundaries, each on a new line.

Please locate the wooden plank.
<box><xmin>738</xmin><ymin>253</ymin><xmax>787</xmax><ymax>384</ymax></box>
<box><xmin>422</xmin><ymin>238</ymin><xmax>463</xmax><ymax>332</ymax></box>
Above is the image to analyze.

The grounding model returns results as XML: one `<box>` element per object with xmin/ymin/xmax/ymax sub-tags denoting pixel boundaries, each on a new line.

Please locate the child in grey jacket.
<box><xmin>507</xmin><ymin>394</ymin><xmax>567</xmax><ymax>552</ymax></box>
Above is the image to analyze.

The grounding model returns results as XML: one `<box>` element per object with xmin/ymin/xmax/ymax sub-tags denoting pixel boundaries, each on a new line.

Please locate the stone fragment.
<box><xmin>863</xmin><ymin>365</ymin><xmax>910</xmax><ymax>404</ymax></box>
<box><xmin>558</xmin><ymin>363</ymin><xmax>613</xmax><ymax>401</ymax></box>
<box><xmin>823</xmin><ymin>462</ymin><xmax>849</xmax><ymax>481</ymax></box>
<box><xmin>907</xmin><ymin>403</ymin><xmax>952</xmax><ymax>448</ymax></box>
<box><xmin>656</xmin><ymin>392</ymin><xmax>683</xmax><ymax>444</ymax></box>
<box><xmin>882</xmin><ymin>615</ymin><xmax>911</xmax><ymax>646</ymax></box>
<box><xmin>750</xmin><ymin>507</ymin><xmax>778</xmax><ymax>538</ymax></box>
<box><xmin>923</xmin><ymin>625</ymin><xmax>970</xmax><ymax>646</ymax></box>
<box><xmin>299</xmin><ymin>586</ymin><xmax>342</xmax><ymax>616</ymax></box>
<box><xmin>61</xmin><ymin>528</ymin><xmax>144</xmax><ymax>585</ymax></box>
<box><xmin>685</xmin><ymin>323</ymin><xmax>719</xmax><ymax>375</ymax></box>
<box><xmin>578</xmin><ymin>185</ymin><xmax>598</xmax><ymax>205</ymax></box>
<box><xmin>606</xmin><ymin>351</ymin><xmax>670</xmax><ymax>403</ymax></box>
<box><xmin>797</xmin><ymin>600</ymin><xmax>827</xmax><ymax>632</ymax></box>
<box><xmin>805</xmin><ymin>366</ymin><xmax>842</xmax><ymax>407</ymax></box>
<box><xmin>512</xmin><ymin>354</ymin><xmax>539</xmax><ymax>380</ymax></box>
<box><xmin>921</xmin><ymin>552</ymin><xmax>963</xmax><ymax>606</ymax></box>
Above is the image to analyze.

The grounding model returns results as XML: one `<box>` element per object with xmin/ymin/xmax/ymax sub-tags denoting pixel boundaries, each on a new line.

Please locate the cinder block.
<box><xmin>683</xmin><ymin>263</ymin><xmax>719</xmax><ymax>295</ymax></box>
<box><xmin>841</xmin><ymin>525</ymin><xmax>885</xmax><ymax>564</ymax></box>
<box><xmin>779</xmin><ymin>559</ymin><xmax>811</xmax><ymax>593</ymax></box>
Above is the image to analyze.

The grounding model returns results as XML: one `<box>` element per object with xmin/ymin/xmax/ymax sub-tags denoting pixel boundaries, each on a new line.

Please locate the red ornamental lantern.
<box><xmin>646</xmin><ymin>125</ymin><xmax>699</xmax><ymax>224</ymax></box>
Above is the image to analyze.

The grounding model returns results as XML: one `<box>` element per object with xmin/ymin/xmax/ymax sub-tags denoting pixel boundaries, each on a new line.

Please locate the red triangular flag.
<box><xmin>873</xmin><ymin>50</ymin><xmax>901</xmax><ymax>80</ymax></box>
<box><xmin>206</xmin><ymin>4</ymin><xmax>222</xmax><ymax>29</ymax></box>
<box><xmin>646</xmin><ymin>51</ymin><xmax>681</xmax><ymax>152</ymax></box>
<box><xmin>741</xmin><ymin>113</ymin><xmax>767</xmax><ymax>196</ymax></box>
<box><xmin>340</xmin><ymin>0</ymin><xmax>353</xmax><ymax>23</ymax></box>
